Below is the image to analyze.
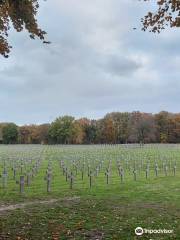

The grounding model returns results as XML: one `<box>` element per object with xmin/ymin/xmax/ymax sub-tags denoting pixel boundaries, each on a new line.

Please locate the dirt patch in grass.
<box><xmin>83</xmin><ymin>229</ymin><xmax>104</xmax><ymax>240</ymax></box>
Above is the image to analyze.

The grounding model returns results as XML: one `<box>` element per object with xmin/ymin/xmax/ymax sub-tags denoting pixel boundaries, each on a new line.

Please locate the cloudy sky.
<box><xmin>0</xmin><ymin>0</ymin><xmax>180</xmax><ymax>125</ymax></box>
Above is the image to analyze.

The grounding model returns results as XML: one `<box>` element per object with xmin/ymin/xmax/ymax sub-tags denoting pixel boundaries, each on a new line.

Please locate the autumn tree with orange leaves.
<box><xmin>141</xmin><ymin>0</ymin><xmax>180</xmax><ymax>33</ymax></box>
<box><xmin>0</xmin><ymin>0</ymin><xmax>49</xmax><ymax>57</ymax></box>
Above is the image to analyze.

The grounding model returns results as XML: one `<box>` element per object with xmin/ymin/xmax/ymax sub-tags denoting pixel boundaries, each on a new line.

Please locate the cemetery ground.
<box><xmin>0</xmin><ymin>145</ymin><xmax>180</xmax><ymax>240</ymax></box>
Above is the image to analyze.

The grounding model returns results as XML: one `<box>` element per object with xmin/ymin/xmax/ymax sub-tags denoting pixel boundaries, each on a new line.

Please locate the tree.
<box><xmin>0</xmin><ymin>123</ymin><xmax>8</xmax><ymax>143</ymax></box>
<box><xmin>135</xmin><ymin>113</ymin><xmax>156</xmax><ymax>144</ymax></box>
<box><xmin>19</xmin><ymin>125</ymin><xmax>31</xmax><ymax>144</ymax></box>
<box><xmin>0</xmin><ymin>0</ymin><xmax>49</xmax><ymax>57</ymax></box>
<box><xmin>128</xmin><ymin>112</ymin><xmax>156</xmax><ymax>143</ymax></box>
<box><xmin>85</xmin><ymin>120</ymin><xmax>98</xmax><ymax>144</ymax></box>
<box><xmin>142</xmin><ymin>0</ymin><xmax>180</xmax><ymax>33</ymax></box>
<box><xmin>48</xmin><ymin>116</ymin><xmax>75</xmax><ymax>144</ymax></box>
<box><xmin>154</xmin><ymin>111</ymin><xmax>170</xmax><ymax>143</ymax></box>
<box><xmin>2</xmin><ymin>123</ymin><xmax>18</xmax><ymax>144</ymax></box>
<box><xmin>71</xmin><ymin>120</ymin><xmax>85</xmax><ymax>144</ymax></box>
<box><xmin>77</xmin><ymin>118</ymin><xmax>98</xmax><ymax>144</ymax></box>
<box><xmin>19</xmin><ymin>124</ymin><xmax>50</xmax><ymax>144</ymax></box>
<box><xmin>38</xmin><ymin>124</ymin><xmax>50</xmax><ymax>144</ymax></box>
<box><xmin>166</xmin><ymin>114</ymin><xmax>180</xmax><ymax>143</ymax></box>
<box><xmin>100</xmin><ymin>116</ymin><xmax>116</xmax><ymax>144</ymax></box>
<box><xmin>106</xmin><ymin>112</ymin><xmax>130</xmax><ymax>143</ymax></box>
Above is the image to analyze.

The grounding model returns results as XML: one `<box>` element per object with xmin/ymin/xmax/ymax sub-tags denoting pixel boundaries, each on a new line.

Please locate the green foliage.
<box><xmin>2</xmin><ymin>123</ymin><xmax>18</xmax><ymax>144</ymax></box>
<box><xmin>48</xmin><ymin>116</ymin><xmax>75</xmax><ymax>144</ymax></box>
<box><xmin>84</xmin><ymin>123</ymin><xmax>98</xmax><ymax>144</ymax></box>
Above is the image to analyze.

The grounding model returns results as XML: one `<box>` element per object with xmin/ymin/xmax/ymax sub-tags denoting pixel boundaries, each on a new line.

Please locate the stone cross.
<box><xmin>81</xmin><ymin>167</ymin><xmax>84</xmax><ymax>180</ymax></box>
<box><xmin>118</xmin><ymin>167</ymin><xmax>124</xmax><ymax>183</ymax></box>
<box><xmin>173</xmin><ymin>165</ymin><xmax>177</xmax><ymax>176</ymax></box>
<box><xmin>88</xmin><ymin>170</ymin><xmax>93</xmax><ymax>188</ymax></box>
<box><xmin>13</xmin><ymin>168</ymin><xmax>16</xmax><ymax>180</ymax></box>
<box><xmin>68</xmin><ymin>172</ymin><xmax>74</xmax><ymax>189</ymax></box>
<box><xmin>95</xmin><ymin>166</ymin><xmax>99</xmax><ymax>177</ymax></box>
<box><xmin>145</xmin><ymin>166</ymin><xmax>149</xmax><ymax>179</ymax></box>
<box><xmin>133</xmin><ymin>168</ymin><xmax>137</xmax><ymax>181</ymax></box>
<box><xmin>87</xmin><ymin>165</ymin><xmax>90</xmax><ymax>176</ymax></box>
<box><xmin>2</xmin><ymin>169</ymin><xmax>8</xmax><ymax>188</ymax></box>
<box><xmin>155</xmin><ymin>163</ymin><xmax>159</xmax><ymax>177</ymax></box>
<box><xmin>105</xmin><ymin>168</ymin><xmax>110</xmax><ymax>184</ymax></box>
<box><xmin>65</xmin><ymin>167</ymin><xmax>68</xmax><ymax>182</ymax></box>
<box><xmin>44</xmin><ymin>173</ymin><xmax>51</xmax><ymax>192</ymax></box>
<box><xmin>63</xmin><ymin>166</ymin><xmax>66</xmax><ymax>176</ymax></box>
<box><xmin>20</xmin><ymin>176</ymin><xmax>25</xmax><ymax>194</ymax></box>
<box><xmin>164</xmin><ymin>165</ymin><xmax>168</xmax><ymax>176</ymax></box>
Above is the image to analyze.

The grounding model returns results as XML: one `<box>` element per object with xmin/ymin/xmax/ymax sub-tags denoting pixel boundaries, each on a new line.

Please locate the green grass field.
<box><xmin>0</xmin><ymin>144</ymin><xmax>180</xmax><ymax>240</ymax></box>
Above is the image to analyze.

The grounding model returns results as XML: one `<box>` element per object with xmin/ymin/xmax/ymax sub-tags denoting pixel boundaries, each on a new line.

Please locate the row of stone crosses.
<box><xmin>0</xmin><ymin>157</ymin><xmax>177</xmax><ymax>194</ymax></box>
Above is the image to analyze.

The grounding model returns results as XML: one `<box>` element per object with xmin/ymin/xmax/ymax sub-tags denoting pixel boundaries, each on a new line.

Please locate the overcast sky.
<box><xmin>0</xmin><ymin>0</ymin><xmax>180</xmax><ymax>125</ymax></box>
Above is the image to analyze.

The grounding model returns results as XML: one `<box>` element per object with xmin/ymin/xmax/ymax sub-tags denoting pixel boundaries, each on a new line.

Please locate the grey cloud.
<box><xmin>100</xmin><ymin>54</ymin><xmax>141</xmax><ymax>76</ymax></box>
<box><xmin>0</xmin><ymin>0</ymin><xmax>180</xmax><ymax>124</ymax></box>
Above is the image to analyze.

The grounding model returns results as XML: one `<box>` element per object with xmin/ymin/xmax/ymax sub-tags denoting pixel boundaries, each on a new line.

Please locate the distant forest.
<box><xmin>0</xmin><ymin>111</ymin><xmax>180</xmax><ymax>144</ymax></box>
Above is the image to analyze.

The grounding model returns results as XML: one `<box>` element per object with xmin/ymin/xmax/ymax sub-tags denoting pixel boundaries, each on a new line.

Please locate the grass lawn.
<box><xmin>0</xmin><ymin>145</ymin><xmax>180</xmax><ymax>239</ymax></box>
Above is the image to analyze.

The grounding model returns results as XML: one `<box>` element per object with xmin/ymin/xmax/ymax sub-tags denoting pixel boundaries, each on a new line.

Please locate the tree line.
<box><xmin>0</xmin><ymin>111</ymin><xmax>180</xmax><ymax>144</ymax></box>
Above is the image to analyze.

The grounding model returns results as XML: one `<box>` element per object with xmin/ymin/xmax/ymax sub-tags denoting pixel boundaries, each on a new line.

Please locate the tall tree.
<box><xmin>85</xmin><ymin>120</ymin><xmax>99</xmax><ymax>144</ymax></box>
<box><xmin>19</xmin><ymin>125</ymin><xmax>31</xmax><ymax>144</ymax></box>
<box><xmin>77</xmin><ymin>118</ymin><xmax>98</xmax><ymax>144</ymax></box>
<box><xmin>19</xmin><ymin>124</ymin><xmax>50</xmax><ymax>144</ymax></box>
<box><xmin>2</xmin><ymin>123</ymin><xmax>18</xmax><ymax>144</ymax></box>
<box><xmin>100</xmin><ymin>116</ymin><xmax>116</xmax><ymax>144</ymax></box>
<box><xmin>128</xmin><ymin>112</ymin><xmax>156</xmax><ymax>143</ymax></box>
<box><xmin>38</xmin><ymin>124</ymin><xmax>50</xmax><ymax>144</ymax></box>
<box><xmin>0</xmin><ymin>123</ymin><xmax>7</xmax><ymax>143</ymax></box>
<box><xmin>48</xmin><ymin>116</ymin><xmax>75</xmax><ymax>144</ymax></box>
<box><xmin>135</xmin><ymin>113</ymin><xmax>156</xmax><ymax>144</ymax></box>
<box><xmin>107</xmin><ymin>112</ymin><xmax>130</xmax><ymax>144</ymax></box>
<box><xmin>166</xmin><ymin>114</ymin><xmax>180</xmax><ymax>143</ymax></box>
<box><xmin>155</xmin><ymin>111</ymin><xmax>170</xmax><ymax>143</ymax></box>
<box><xmin>71</xmin><ymin>120</ymin><xmax>85</xmax><ymax>144</ymax></box>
